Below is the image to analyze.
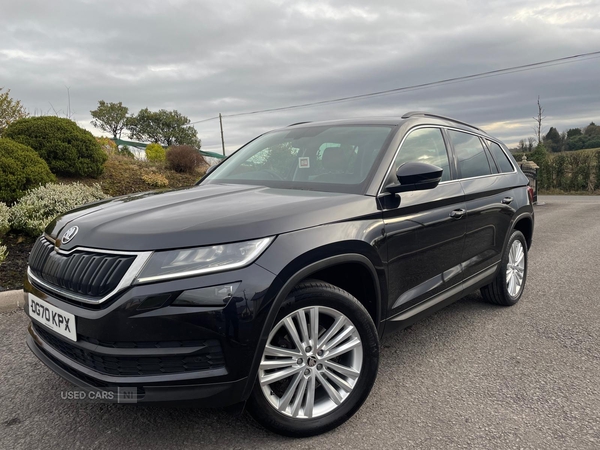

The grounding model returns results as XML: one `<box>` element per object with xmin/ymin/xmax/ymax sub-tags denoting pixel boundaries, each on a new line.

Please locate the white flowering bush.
<box><xmin>0</xmin><ymin>202</ymin><xmax>9</xmax><ymax>264</ymax></box>
<box><xmin>9</xmin><ymin>183</ymin><xmax>108</xmax><ymax>237</ymax></box>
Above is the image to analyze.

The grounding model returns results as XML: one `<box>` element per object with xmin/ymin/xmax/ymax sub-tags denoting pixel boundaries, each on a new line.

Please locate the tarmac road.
<box><xmin>1</xmin><ymin>195</ymin><xmax>599</xmax><ymax>449</ymax></box>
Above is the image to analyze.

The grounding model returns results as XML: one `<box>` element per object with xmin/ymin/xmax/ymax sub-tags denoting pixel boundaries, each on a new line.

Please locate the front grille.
<box><xmin>28</xmin><ymin>237</ymin><xmax>136</xmax><ymax>298</ymax></box>
<box><xmin>34</xmin><ymin>324</ymin><xmax>225</xmax><ymax>377</ymax></box>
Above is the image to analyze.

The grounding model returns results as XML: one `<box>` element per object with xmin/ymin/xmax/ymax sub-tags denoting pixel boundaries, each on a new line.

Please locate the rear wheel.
<box><xmin>246</xmin><ymin>280</ymin><xmax>379</xmax><ymax>437</ymax></box>
<box><xmin>481</xmin><ymin>230</ymin><xmax>528</xmax><ymax>306</ymax></box>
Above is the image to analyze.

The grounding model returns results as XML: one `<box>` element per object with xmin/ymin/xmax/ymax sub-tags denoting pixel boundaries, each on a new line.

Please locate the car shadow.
<box><xmin>61</xmin><ymin>292</ymin><xmax>510</xmax><ymax>445</ymax></box>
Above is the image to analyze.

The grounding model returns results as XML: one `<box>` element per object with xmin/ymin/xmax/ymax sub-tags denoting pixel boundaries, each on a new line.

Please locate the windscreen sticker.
<box><xmin>299</xmin><ymin>157</ymin><xmax>310</xmax><ymax>168</ymax></box>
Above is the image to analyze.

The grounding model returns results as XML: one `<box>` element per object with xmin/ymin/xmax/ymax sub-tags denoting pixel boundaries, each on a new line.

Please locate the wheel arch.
<box><xmin>512</xmin><ymin>214</ymin><xmax>534</xmax><ymax>249</ymax></box>
<box><xmin>242</xmin><ymin>252</ymin><xmax>384</xmax><ymax>400</ymax></box>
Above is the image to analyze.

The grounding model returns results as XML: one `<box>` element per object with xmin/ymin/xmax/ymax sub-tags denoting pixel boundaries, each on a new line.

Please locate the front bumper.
<box><xmin>27</xmin><ymin>331</ymin><xmax>247</xmax><ymax>405</ymax></box>
<box><xmin>24</xmin><ymin>262</ymin><xmax>279</xmax><ymax>406</ymax></box>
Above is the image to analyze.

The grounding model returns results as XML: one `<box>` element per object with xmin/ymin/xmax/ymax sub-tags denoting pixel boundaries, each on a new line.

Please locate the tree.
<box><xmin>527</xmin><ymin>137</ymin><xmax>536</xmax><ymax>152</ymax></box>
<box><xmin>90</xmin><ymin>101</ymin><xmax>129</xmax><ymax>139</ymax></box>
<box><xmin>532</xmin><ymin>96</ymin><xmax>545</xmax><ymax>144</ymax></box>
<box><xmin>544</xmin><ymin>127</ymin><xmax>561</xmax><ymax>152</ymax></box>
<box><xmin>584</xmin><ymin>122</ymin><xmax>600</xmax><ymax>137</ymax></box>
<box><xmin>567</xmin><ymin>128</ymin><xmax>582</xmax><ymax>139</ymax></box>
<box><xmin>0</xmin><ymin>88</ymin><xmax>28</xmax><ymax>135</ymax></box>
<box><xmin>127</xmin><ymin>108</ymin><xmax>200</xmax><ymax>147</ymax></box>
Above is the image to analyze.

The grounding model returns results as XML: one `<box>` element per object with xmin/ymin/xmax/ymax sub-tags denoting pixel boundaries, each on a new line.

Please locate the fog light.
<box><xmin>172</xmin><ymin>283</ymin><xmax>240</xmax><ymax>307</ymax></box>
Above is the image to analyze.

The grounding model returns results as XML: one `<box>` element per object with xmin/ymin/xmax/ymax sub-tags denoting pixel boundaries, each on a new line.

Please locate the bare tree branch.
<box><xmin>532</xmin><ymin>96</ymin><xmax>545</xmax><ymax>144</ymax></box>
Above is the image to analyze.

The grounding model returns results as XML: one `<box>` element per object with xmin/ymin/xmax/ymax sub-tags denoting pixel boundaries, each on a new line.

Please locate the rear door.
<box><xmin>446</xmin><ymin>130</ymin><xmax>515</xmax><ymax>282</ymax></box>
<box><xmin>381</xmin><ymin>127</ymin><xmax>466</xmax><ymax>317</ymax></box>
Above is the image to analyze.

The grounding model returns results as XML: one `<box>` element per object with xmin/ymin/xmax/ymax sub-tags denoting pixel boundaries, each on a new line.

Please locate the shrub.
<box><xmin>0</xmin><ymin>203</ymin><xmax>7</xmax><ymax>265</ymax></box>
<box><xmin>0</xmin><ymin>202</ymin><xmax>9</xmax><ymax>237</ymax></box>
<box><xmin>118</xmin><ymin>145</ymin><xmax>135</xmax><ymax>159</ymax></box>
<box><xmin>9</xmin><ymin>182</ymin><xmax>108</xmax><ymax>236</ymax></box>
<box><xmin>3</xmin><ymin>116</ymin><xmax>107</xmax><ymax>177</ymax></box>
<box><xmin>96</xmin><ymin>137</ymin><xmax>118</xmax><ymax>155</ymax></box>
<box><xmin>99</xmin><ymin>154</ymin><xmax>201</xmax><ymax>197</ymax></box>
<box><xmin>595</xmin><ymin>150</ymin><xmax>600</xmax><ymax>190</ymax></box>
<box><xmin>0</xmin><ymin>138</ymin><xmax>56</xmax><ymax>204</ymax></box>
<box><xmin>166</xmin><ymin>145</ymin><xmax>205</xmax><ymax>173</ymax></box>
<box><xmin>142</xmin><ymin>172</ymin><xmax>169</xmax><ymax>187</ymax></box>
<box><xmin>145</xmin><ymin>143</ymin><xmax>166</xmax><ymax>162</ymax></box>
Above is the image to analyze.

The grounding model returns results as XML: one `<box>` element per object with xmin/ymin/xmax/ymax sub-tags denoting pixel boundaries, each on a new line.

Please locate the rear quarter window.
<box><xmin>486</xmin><ymin>140</ymin><xmax>514</xmax><ymax>173</ymax></box>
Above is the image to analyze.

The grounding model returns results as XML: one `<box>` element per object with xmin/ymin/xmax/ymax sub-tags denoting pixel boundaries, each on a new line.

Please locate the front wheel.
<box><xmin>481</xmin><ymin>230</ymin><xmax>528</xmax><ymax>306</ymax></box>
<box><xmin>246</xmin><ymin>280</ymin><xmax>379</xmax><ymax>437</ymax></box>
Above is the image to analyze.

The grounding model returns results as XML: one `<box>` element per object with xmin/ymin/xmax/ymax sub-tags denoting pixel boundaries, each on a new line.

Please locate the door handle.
<box><xmin>449</xmin><ymin>209</ymin><xmax>466</xmax><ymax>219</ymax></box>
<box><xmin>501</xmin><ymin>197</ymin><xmax>513</xmax><ymax>205</ymax></box>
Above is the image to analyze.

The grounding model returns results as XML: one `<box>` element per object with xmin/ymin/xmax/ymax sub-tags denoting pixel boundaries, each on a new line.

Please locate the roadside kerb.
<box><xmin>0</xmin><ymin>289</ymin><xmax>25</xmax><ymax>313</ymax></box>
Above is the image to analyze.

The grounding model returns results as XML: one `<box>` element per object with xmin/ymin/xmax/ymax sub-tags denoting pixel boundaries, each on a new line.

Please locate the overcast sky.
<box><xmin>1</xmin><ymin>0</ymin><xmax>599</xmax><ymax>153</ymax></box>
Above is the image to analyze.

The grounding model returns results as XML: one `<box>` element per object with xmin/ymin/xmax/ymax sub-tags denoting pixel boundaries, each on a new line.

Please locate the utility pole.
<box><xmin>219</xmin><ymin>113</ymin><xmax>225</xmax><ymax>156</ymax></box>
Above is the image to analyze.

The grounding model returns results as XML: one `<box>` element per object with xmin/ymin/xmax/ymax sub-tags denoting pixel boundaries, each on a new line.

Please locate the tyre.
<box><xmin>481</xmin><ymin>230</ymin><xmax>528</xmax><ymax>306</ymax></box>
<box><xmin>246</xmin><ymin>280</ymin><xmax>379</xmax><ymax>437</ymax></box>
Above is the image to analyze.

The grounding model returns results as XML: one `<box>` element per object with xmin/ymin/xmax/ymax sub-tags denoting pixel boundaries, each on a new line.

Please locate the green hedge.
<box><xmin>524</xmin><ymin>147</ymin><xmax>600</xmax><ymax>192</ymax></box>
<box><xmin>4</xmin><ymin>116</ymin><xmax>107</xmax><ymax>177</ymax></box>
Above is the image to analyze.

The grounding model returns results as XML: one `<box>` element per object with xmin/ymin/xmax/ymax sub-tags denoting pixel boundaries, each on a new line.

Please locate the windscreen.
<box><xmin>203</xmin><ymin>125</ymin><xmax>394</xmax><ymax>194</ymax></box>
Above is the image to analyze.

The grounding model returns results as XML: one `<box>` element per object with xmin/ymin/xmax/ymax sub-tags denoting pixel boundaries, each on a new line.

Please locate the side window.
<box><xmin>448</xmin><ymin>130</ymin><xmax>491</xmax><ymax>179</ymax></box>
<box><xmin>487</xmin><ymin>140</ymin><xmax>514</xmax><ymax>173</ymax></box>
<box><xmin>387</xmin><ymin>128</ymin><xmax>451</xmax><ymax>186</ymax></box>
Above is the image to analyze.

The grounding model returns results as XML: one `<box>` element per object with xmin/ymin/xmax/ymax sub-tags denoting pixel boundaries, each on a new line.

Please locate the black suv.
<box><xmin>24</xmin><ymin>112</ymin><xmax>534</xmax><ymax>436</ymax></box>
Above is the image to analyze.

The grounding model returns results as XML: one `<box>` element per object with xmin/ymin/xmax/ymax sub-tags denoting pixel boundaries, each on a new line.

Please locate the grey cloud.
<box><xmin>1</xmin><ymin>0</ymin><xmax>599</xmax><ymax>152</ymax></box>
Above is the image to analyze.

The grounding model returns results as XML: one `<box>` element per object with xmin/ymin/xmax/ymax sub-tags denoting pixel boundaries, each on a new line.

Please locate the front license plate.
<box><xmin>29</xmin><ymin>293</ymin><xmax>77</xmax><ymax>342</ymax></box>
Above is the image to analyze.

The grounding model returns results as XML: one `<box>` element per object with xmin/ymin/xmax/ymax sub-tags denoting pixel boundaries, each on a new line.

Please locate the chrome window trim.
<box><xmin>28</xmin><ymin>250</ymin><xmax>153</xmax><ymax>305</ymax></box>
<box><xmin>377</xmin><ymin>125</ymin><xmax>517</xmax><ymax>196</ymax></box>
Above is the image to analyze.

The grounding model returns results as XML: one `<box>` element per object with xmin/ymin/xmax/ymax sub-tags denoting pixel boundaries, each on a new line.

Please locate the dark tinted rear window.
<box><xmin>487</xmin><ymin>140</ymin><xmax>514</xmax><ymax>173</ymax></box>
<box><xmin>448</xmin><ymin>130</ymin><xmax>491</xmax><ymax>179</ymax></box>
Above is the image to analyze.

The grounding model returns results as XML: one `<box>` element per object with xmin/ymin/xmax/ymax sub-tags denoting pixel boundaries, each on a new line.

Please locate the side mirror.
<box><xmin>386</xmin><ymin>162</ymin><xmax>443</xmax><ymax>194</ymax></box>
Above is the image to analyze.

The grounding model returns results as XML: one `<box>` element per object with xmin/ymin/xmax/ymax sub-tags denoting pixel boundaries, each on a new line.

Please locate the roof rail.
<box><xmin>287</xmin><ymin>121</ymin><xmax>312</xmax><ymax>127</ymax></box>
<box><xmin>401</xmin><ymin>111</ymin><xmax>484</xmax><ymax>133</ymax></box>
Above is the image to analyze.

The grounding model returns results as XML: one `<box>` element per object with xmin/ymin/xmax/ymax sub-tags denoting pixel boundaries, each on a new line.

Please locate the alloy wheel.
<box><xmin>258</xmin><ymin>306</ymin><xmax>363</xmax><ymax>419</ymax></box>
<box><xmin>506</xmin><ymin>239</ymin><xmax>525</xmax><ymax>297</ymax></box>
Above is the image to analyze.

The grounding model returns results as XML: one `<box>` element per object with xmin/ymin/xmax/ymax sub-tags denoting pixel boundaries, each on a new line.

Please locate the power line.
<box><xmin>190</xmin><ymin>50</ymin><xmax>600</xmax><ymax>125</ymax></box>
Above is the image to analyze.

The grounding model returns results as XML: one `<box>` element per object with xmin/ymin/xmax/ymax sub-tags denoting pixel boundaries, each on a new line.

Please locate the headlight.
<box><xmin>135</xmin><ymin>237</ymin><xmax>274</xmax><ymax>283</ymax></box>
